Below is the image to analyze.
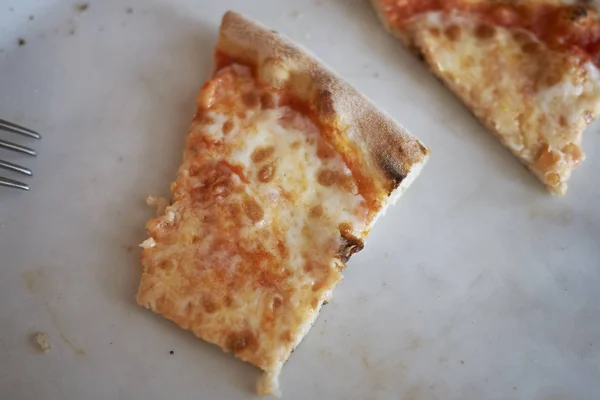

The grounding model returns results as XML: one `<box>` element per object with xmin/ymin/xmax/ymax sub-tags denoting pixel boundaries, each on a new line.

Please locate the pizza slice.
<box><xmin>371</xmin><ymin>0</ymin><xmax>600</xmax><ymax>195</ymax></box>
<box><xmin>136</xmin><ymin>11</ymin><xmax>429</xmax><ymax>396</ymax></box>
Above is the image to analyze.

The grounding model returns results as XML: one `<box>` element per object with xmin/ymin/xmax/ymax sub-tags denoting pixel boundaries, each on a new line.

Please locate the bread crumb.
<box><xmin>18</xmin><ymin>38</ymin><xmax>26</xmax><ymax>46</ymax></box>
<box><xmin>146</xmin><ymin>195</ymin><xmax>170</xmax><ymax>216</ymax></box>
<box><xmin>139</xmin><ymin>237</ymin><xmax>156</xmax><ymax>249</ymax></box>
<box><xmin>74</xmin><ymin>3</ymin><xmax>89</xmax><ymax>12</ymax></box>
<box><xmin>32</xmin><ymin>332</ymin><xmax>51</xmax><ymax>353</ymax></box>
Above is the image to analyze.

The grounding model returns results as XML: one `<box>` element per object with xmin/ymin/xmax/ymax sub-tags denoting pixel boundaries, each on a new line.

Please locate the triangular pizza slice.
<box><xmin>137</xmin><ymin>11</ymin><xmax>428</xmax><ymax>396</ymax></box>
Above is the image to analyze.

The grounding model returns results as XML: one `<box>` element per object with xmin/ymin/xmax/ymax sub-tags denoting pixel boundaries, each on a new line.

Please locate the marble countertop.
<box><xmin>1</xmin><ymin>1</ymin><xmax>598</xmax><ymax>399</ymax></box>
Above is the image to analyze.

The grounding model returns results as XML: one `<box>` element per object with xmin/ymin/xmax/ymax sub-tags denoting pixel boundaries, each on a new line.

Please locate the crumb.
<box><xmin>126</xmin><ymin>7</ymin><xmax>133</xmax><ymax>14</ymax></box>
<box><xmin>32</xmin><ymin>332</ymin><xmax>51</xmax><ymax>352</ymax></box>
<box><xmin>126</xmin><ymin>246</ymin><xmax>133</xmax><ymax>252</ymax></box>
<box><xmin>9</xmin><ymin>7</ymin><xmax>14</xmax><ymax>12</ymax></box>
<box><xmin>74</xmin><ymin>3</ymin><xmax>89</xmax><ymax>12</ymax></box>
<box><xmin>292</xmin><ymin>11</ymin><xmax>303</xmax><ymax>19</ymax></box>
<box><xmin>118</xmin><ymin>156</ymin><xmax>124</xmax><ymax>162</ymax></box>
<box><xmin>146</xmin><ymin>195</ymin><xmax>170</xmax><ymax>216</ymax></box>
<box><xmin>169</xmin><ymin>350</ymin><xmax>174</xmax><ymax>355</ymax></box>
<box><xmin>373</xmin><ymin>72</ymin><xmax>380</xmax><ymax>78</ymax></box>
<box><xmin>18</xmin><ymin>38</ymin><xmax>26</xmax><ymax>46</ymax></box>
<box><xmin>69</xmin><ymin>28</ymin><xmax>75</xmax><ymax>35</ymax></box>
<box><xmin>460</xmin><ymin>360</ymin><xmax>465</xmax><ymax>364</ymax></box>
<box><xmin>29</xmin><ymin>15</ymin><xmax>34</xmax><ymax>21</ymax></box>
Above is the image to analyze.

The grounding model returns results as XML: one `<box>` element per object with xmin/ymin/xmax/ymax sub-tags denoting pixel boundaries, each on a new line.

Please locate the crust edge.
<box><xmin>218</xmin><ymin>11</ymin><xmax>429</xmax><ymax>205</ymax></box>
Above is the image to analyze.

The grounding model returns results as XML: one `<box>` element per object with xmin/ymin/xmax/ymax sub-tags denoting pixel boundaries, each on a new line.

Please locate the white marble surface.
<box><xmin>1</xmin><ymin>1</ymin><xmax>599</xmax><ymax>399</ymax></box>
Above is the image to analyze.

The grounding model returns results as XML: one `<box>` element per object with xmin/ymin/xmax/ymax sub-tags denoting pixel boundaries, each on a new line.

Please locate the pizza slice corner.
<box><xmin>371</xmin><ymin>0</ymin><xmax>600</xmax><ymax>195</ymax></box>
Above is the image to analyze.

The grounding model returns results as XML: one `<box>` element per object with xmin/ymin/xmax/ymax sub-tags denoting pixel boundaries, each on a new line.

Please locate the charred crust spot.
<box><xmin>227</xmin><ymin>331</ymin><xmax>257</xmax><ymax>353</ymax></box>
<box><xmin>338</xmin><ymin>222</ymin><xmax>364</xmax><ymax>263</ymax></box>
<box><xmin>378</xmin><ymin>154</ymin><xmax>407</xmax><ymax>192</ymax></box>
<box><xmin>315</xmin><ymin>89</ymin><xmax>335</xmax><ymax>117</ymax></box>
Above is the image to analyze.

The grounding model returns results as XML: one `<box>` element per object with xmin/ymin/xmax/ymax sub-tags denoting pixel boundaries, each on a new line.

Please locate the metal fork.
<box><xmin>0</xmin><ymin>119</ymin><xmax>41</xmax><ymax>190</ymax></box>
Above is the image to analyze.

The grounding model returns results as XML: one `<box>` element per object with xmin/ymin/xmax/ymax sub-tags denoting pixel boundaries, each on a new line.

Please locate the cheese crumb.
<box><xmin>146</xmin><ymin>195</ymin><xmax>170</xmax><ymax>216</ymax></box>
<box><xmin>32</xmin><ymin>332</ymin><xmax>51</xmax><ymax>353</ymax></box>
<box><xmin>139</xmin><ymin>237</ymin><xmax>157</xmax><ymax>249</ymax></box>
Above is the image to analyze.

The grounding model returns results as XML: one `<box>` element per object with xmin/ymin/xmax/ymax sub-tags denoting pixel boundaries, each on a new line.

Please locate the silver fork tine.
<box><xmin>0</xmin><ymin>118</ymin><xmax>41</xmax><ymax>139</ymax></box>
<box><xmin>0</xmin><ymin>138</ymin><xmax>37</xmax><ymax>156</ymax></box>
<box><xmin>0</xmin><ymin>176</ymin><xmax>29</xmax><ymax>191</ymax></box>
<box><xmin>0</xmin><ymin>159</ymin><xmax>32</xmax><ymax>176</ymax></box>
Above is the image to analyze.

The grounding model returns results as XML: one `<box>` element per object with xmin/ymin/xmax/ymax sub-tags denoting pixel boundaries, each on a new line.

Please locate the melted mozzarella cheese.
<box><xmin>408</xmin><ymin>10</ymin><xmax>600</xmax><ymax>194</ymax></box>
<box><xmin>137</xmin><ymin>65</ymin><xmax>373</xmax><ymax>396</ymax></box>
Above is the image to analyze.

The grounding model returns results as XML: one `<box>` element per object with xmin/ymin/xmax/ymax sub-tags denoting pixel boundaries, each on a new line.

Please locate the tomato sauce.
<box><xmin>212</xmin><ymin>51</ymin><xmax>385</xmax><ymax>213</ymax></box>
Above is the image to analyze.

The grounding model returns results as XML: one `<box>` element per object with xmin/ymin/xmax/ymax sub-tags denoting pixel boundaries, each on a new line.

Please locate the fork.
<box><xmin>0</xmin><ymin>119</ymin><xmax>41</xmax><ymax>190</ymax></box>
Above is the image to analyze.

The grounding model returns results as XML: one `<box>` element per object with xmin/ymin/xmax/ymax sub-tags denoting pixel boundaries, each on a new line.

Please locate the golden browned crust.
<box><xmin>219</xmin><ymin>11</ymin><xmax>429</xmax><ymax>203</ymax></box>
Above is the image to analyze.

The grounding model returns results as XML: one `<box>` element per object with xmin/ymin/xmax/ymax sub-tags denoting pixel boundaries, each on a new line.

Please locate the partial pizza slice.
<box><xmin>371</xmin><ymin>0</ymin><xmax>600</xmax><ymax>194</ymax></box>
<box><xmin>137</xmin><ymin>11</ymin><xmax>428</xmax><ymax>396</ymax></box>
